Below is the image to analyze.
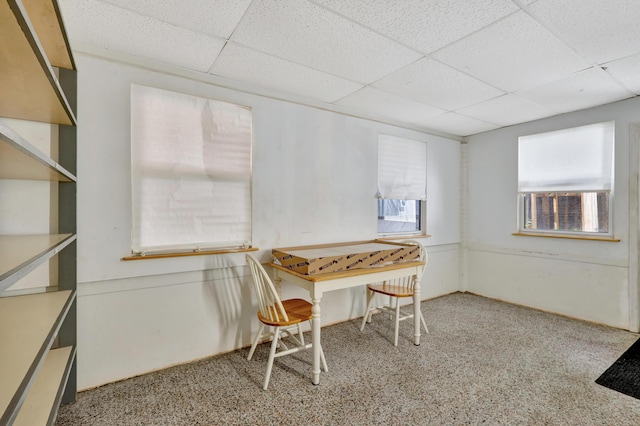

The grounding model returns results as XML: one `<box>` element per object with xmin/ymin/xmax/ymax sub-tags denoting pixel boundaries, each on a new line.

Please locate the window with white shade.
<box><xmin>130</xmin><ymin>85</ymin><xmax>252</xmax><ymax>254</ymax></box>
<box><xmin>377</xmin><ymin>134</ymin><xmax>426</xmax><ymax>235</ymax></box>
<box><xmin>518</xmin><ymin>121</ymin><xmax>614</xmax><ymax>236</ymax></box>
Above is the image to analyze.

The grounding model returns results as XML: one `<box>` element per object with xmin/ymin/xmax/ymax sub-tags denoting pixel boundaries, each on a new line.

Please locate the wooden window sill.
<box><xmin>122</xmin><ymin>246</ymin><xmax>258</xmax><ymax>261</ymax></box>
<box><xmin>377</xmin><ymin>234</ymin><xmax>431</xmax><ymax>241</ymax></box>
<box><xmin>512</xmin><ymin>232</ymin><xmax>620</xmax><ymax>242</ymax></box>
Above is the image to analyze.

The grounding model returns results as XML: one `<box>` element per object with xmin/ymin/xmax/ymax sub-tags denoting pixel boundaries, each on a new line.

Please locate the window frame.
<box><xmin>516</xmin><ymin>190</ymin><xmax>614</xmax><ymax>238</ymax></box>
<box><xmin>129</xmin><ymin>84</ymin><xmax>253</xmax><ymax>257</ymax></box>
<box><xmin>377</xmin><ymin>199</ymin><xmax>426</xmax><ymax>237</ymax></box>
<box><xmin>516</xmin><ymin>121</ymin><xmax>615</xmax><ymax>239</ymax></box>
<box><xmin>376</xmin><ymin>134</ymin><xmax>427</xmax><ymax>237</ymax></box>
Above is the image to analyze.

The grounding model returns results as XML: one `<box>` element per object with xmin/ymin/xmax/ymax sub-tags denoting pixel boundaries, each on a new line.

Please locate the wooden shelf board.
<box><xmin>0</xmin><ymin>290</ymin><xmax>75</xmax><ymax>425</ymax></box>
<box><xmin>0</xmin><ymin>234</ymin><xmax>76</xmax><ymax>292</ymax></box>
<box><xmin>22</xmin><ymin>0</ymin><xmax>74</xmax><ymax>70</ymax></box>
<box><xmin>13</xmin><ymin>346</ymin><xmax>75</xmax><ymax>426</ymax></box>
<box><xmin>0</xmin><ymin>122</ymin><xmax>75</xmax><ymax>181</ymax></box>
<box><xmin>0</xmin><ymin>0</ymin><xmax>76</xmax><ymax>125</ymax></box>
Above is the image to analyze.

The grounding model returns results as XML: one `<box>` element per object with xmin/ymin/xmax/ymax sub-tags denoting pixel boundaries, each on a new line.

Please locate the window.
<box><xmin>518</xmin><ymin>121</ymin><xmax>614</xmax><ymax>236</ymax></box>
<box><xmin>377</xmin><ymin>134</ymin><xmax>426</xmax><ymax>235</ymax></box>
<box><xmin>130</xmin><ymin>85</ymin><xmax>252</xmax><ymax>254</ymax></box>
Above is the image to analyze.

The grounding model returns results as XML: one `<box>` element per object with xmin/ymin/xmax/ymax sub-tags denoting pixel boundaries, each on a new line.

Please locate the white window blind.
<box><xmin>131</xmin><ymin>85</ymin><xmax>252</xmax><ymax>253</ymax></box>
<box><xmin>518</xmin><ymin>121</ymin><xmax>614</xmax><ymax>193</ymax></box>
<box><xmin>377</xmin><ymin>134</ymin><xmax>427</xmax><ymax>200</ymax></box>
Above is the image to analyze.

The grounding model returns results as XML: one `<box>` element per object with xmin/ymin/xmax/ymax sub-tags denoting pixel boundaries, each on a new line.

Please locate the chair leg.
<box><xmin>263</xmin><ymin>326</ymin><xmax>280</xmax><ymax>390</ymax></box>
<box><xmin>247</xmin><ymin>323</ymin><xmax>265</xmax><ymax>360</ymax></box>
<box><xmin>320</xmin><ymin>344</ymin><xmax>329</xmax><ymax>372</ymax></box>
<box><xmin>394</xmin><ymin>297</ymin><xmax>400</xmax><ymax>347</ymax></box>
<box><xmin>277</xmin><ymin>329</ymin><xmax>290</xmax><ymax>351</ymax></box>
<box><xmin>389</xmin><ymin>295</ymin><xmax>394</xmax><ymax>321</ymax></box>
<box><xmin>420</xmin><ymin>311</ymin><xmax>429</xmax><ymax>334</ymax></box>
<box><xmin>297</xmin><ymin>323</ymin><xmax>305</xmax><ymax>345</ymax></box>
<box><xmin>361</xmin><ymin>291</ymin><xmax>376</xmax><ymax>331</ymax></box>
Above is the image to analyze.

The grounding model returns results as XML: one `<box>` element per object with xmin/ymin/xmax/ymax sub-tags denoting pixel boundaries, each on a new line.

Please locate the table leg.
<box><xmin>312</xmin><ymin>297</ymin><xmax>321</xmax><ymax>385</ymax></box>
<box><xmin>413</xmin><ymin>272</ymin><xmax>421</xmax><ymax>346</ymax></box>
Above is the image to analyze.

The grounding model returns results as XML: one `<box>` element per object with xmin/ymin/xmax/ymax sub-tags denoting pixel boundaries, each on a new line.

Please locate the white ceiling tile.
<box><xmin>230</xmin><ymin>0</ymin><xmax>422</xmax><ymax>84</ymax></box>
<box><xmin>433</xmin><ymin>11</ymin><xmax>590</xmax><ymax>92</ymax></box>
<box><xmin>56</xmin><ymin>0</ymin><xmax>640</xmax><ymax>133</ymax></box>
<box><xmin>315</xmin><ymin>0</ymin><xmax>518</xmax><ymax>54</ymax></box>
<box><xmin>604</xmin><ymin>54</ymin><xmax>640</xmax><ymax>95</ymax></box>
<box><xmin>517</xmin><ymin>67</ymin><xmax>634</xmax><ymax>114</ymax></box>
<box><xmin>457</xmin><ymin>95</ymin><xmax>555</xmax><ymax>126</ymax></box>
<box><xmin>210</xmin><ymin>43</ymin><xmax>363</xmax><ymax>103</ymax></box>
<box><xmin>98</xmin><ymin>0</ymin><xmax>252</xmax><ymax>39</ymax></box>
<box><xmin>414</xmin><ymin>112</ymin><xmax>500</xmax><ymax>137</ymax></box>
<box><xmin>59</xmin><ymin>0</ymin><xmax>224</xmax><ymax>71</ymax></box>
<box><xmin>334</xmin><ymin>87</ymin><xmax>445</xmax><ymax>124</ymax></box>
<box><xmin>374</xmin><ymin>58</ymin><xmax>505</xmax><ymax>111</ymax></box>
<box><xmin>528</xmin><ymin>0</ymin><xmax>640</xmax><ymax>64</ymax></box>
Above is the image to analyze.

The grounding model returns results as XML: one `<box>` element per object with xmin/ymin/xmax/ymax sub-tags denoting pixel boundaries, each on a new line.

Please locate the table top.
<box><xmin>269</xmin><ymin>259</ymin><xmax>425</xmax><ymax>282</ymax></box>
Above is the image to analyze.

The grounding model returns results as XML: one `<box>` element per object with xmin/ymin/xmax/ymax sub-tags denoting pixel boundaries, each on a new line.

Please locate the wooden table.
<box><xmin>270</xmin><ymin>251</ymin><xmax>425</xmax><ymax>385</ymax></box>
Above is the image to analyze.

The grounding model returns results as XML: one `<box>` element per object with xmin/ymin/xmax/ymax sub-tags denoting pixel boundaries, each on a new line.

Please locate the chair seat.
<box><xmin>367</xmin><ymin>283</ymin><xmax>414</xmax><ymax>298</ymax></box>
<box><xmin>257</xmin><ymin>298</ymin><xmax>313</xmax><ymax>327</ymax></box>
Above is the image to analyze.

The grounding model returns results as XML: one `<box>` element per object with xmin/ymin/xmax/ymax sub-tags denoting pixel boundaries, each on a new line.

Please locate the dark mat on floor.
<box><xmin>596</xmin><ymin>338</ymin><xmax>640</xmax><ymax>400</ymax></box>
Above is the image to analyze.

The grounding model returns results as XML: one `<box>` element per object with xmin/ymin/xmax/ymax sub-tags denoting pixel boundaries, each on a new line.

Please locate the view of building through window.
<box><xmin>523</xmin><ymin>192</ymin><xmax>609</xmax><ymax>233</ymax></box>
<box><xmin>377</xmin><ymin>199</ymin><xmax>421</xmax><ymax>234</ymax></box>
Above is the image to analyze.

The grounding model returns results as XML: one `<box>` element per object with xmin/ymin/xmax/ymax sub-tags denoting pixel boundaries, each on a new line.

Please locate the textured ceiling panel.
<box><xmin>57</xmin><ymin>0</ymin><xmax>640</xmax><ymax>137</ymax></box>
<box><xmin>315</xmin><ymin>0</ymin><xmax>519</xmax><ymax>54</ymax></box>
<box><xmin>433</xmin><ymin>11</ymin><xmax>590</xmax><ymax>92</ymax></box>
<box><xmin>100</xmin><ymin>0</ymin><xmax>252</xmax><ymax>39</ymax></box>
<box><xmin>528</xmin><ymin>0</ymin><xmax>640</xmax><ymax>64</ymax></box>
<box><xmin>517</xmin><ymin>67</ymin><xmax>634</xmax><ymax>114</ymax></box>
<box><xmin>374</xmin><ymin>58</ymin><xmax>504</xmax><ymax>111</ymax></box>
<box><xmin>414</xmin><ymin>112</ymin><xmax>499</xmax><ymax>137</ymax></box>
<box><xmin>603</xmin><ymin>54</ymin><xmax>640</xmax><ymax>95</ymax></box>
<box><xmin>334</xmin><ymin>87</ymin><xmax>445</xmax><ymax>123</ymax></box>
<box><xmin>210</xmin><ymin>43</ymin><xmax>363</xmax><ymax>103</ymax></box>
<box><xmin>230</xmin><ymin>0</ymin><xmax>422</xmax><ymax>83</ymax></box>
<box><xmin>457</xmin><ymin>94</ymin><xmax>555</xmax><ymax>126</ymax></box>
<box><xmin>60</xmin><ymin>0</ymin><xmax>224</xmax><ymax>71</ymax></box>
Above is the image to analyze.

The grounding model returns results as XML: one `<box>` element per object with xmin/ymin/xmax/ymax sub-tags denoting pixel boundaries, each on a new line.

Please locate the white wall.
<box><xmin>75</xmin><ymin>54</ymin><xmax>461</xmax><ymax>390</ymax></box>
<box><xmin>466</xmin><ymin>96</ymin><xmax>640</xmax><ymax>329</ymax></box>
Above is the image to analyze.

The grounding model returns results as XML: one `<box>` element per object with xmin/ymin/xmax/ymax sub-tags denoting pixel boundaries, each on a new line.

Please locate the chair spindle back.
<box><xmin>246</xmin><ymin>254</ymin><xmax>289</xmax><ymax>323</ymax></box>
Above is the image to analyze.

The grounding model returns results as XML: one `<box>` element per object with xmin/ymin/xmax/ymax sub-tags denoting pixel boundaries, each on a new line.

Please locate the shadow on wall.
<box><xmin>201</xmin><ymin>255</ymin><xmax>254</xmax><ymax>351</ymax></box>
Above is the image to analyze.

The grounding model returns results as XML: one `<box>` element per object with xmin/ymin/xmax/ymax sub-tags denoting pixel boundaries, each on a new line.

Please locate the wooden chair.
<box><xmin>246</xmin><ymin>254</ymin><xmax>328</xmax><ymax>389</ymax></box>
<box><xmin>360</xmin><ymin>240</ymin><xmax>429</xmax><ymax>346</ymax></box>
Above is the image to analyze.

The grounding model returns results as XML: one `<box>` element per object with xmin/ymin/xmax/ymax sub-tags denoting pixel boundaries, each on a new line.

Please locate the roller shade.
<box><xmin>377</xmin><ymin>134</ymin><xmax>427</xmax><ymax>200</ymax></box>
<box><xmin>131</xmin><ymin>85</ymin><xmax>252</xmax><ymax>253</ymax></box>
<box><xmin>518</xmin><ymin>121</ymin><xmax>614</xmax><ymax>193</ymax></box>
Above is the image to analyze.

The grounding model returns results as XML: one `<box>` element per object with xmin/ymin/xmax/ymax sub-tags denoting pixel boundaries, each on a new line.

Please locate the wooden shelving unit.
<box><xmin>0</xmin><ymin>0</ymin><xmax>77</xmax><ymax>424</ymax></box>
<box><xmin>0</xmin><ymin>0</ymin><xmax>75</xmax><ymax>125</ymax></box>
<box><xmin>0</xmin><ymin>122</ymin><xmax>75</xmax><ymax>181</ymax></box>
<box><xmin>13</xmin><ymin>346</ymin><xmax>76</xmax><ymax>426</ymax></box>
<box><xmin>0</xmin><ymin>234</ymin><xmax>76</xmax><ymax>293</ymax></box>
<box><xmin>0</xmin><ymin>291</ymin><xmax>75</xmax><ymax>423</ymax></box>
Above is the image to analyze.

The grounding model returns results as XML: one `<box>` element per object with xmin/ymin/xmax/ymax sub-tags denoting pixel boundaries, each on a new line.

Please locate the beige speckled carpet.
<box><xmin>56</xmin><ymin>293</ymin><xmax>640</xmax><ymax>425</ymax></box>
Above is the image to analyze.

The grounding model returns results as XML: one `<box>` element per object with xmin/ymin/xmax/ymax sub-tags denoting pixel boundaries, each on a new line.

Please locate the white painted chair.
<box><xmin>246</xmin><ymin>253</ymin><xmax>328</xmax><ymax>389</ymax></box>
<box><xmin>360</xmin><ymin>240</ymin><xmax>429</xmax><ymax>346</ymax></box>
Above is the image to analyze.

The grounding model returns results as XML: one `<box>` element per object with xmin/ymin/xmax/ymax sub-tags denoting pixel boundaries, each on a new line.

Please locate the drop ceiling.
<box><xmin>57</xmin><ymin>0</ymin><xmax>640</xmax><ymax>138</ymax></box>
